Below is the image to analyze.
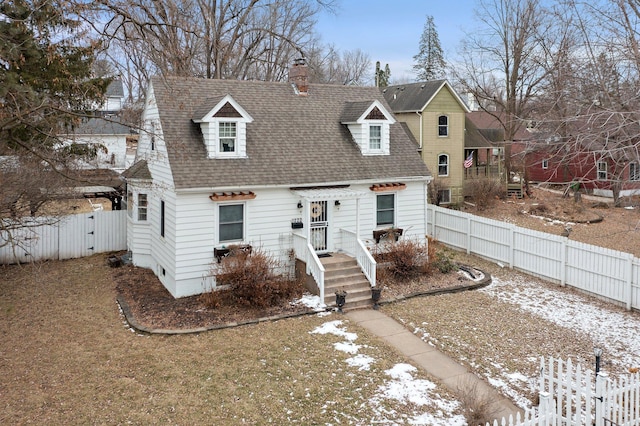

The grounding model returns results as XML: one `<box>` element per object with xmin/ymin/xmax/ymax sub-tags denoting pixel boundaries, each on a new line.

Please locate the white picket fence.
<box><xmin>487</xmin><ymin>357</ymin><xmax>640</xmax><ymax>426</ymax></box>
<box><xmin>427</xmin><ymin>204</ymin><xmax>640</xmax><ymax>310</ymax></box>
<box><xmin>0</xmin><ymin>210</ymin><xmax>127</xmax><ymax>264</ymax></box>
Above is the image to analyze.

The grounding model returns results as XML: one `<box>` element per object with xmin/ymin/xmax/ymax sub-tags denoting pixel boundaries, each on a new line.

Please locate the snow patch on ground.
<box><xmin>310</xmin><ymin>319</ymin><xmax>466</xmax><ymax>424</ymax></box>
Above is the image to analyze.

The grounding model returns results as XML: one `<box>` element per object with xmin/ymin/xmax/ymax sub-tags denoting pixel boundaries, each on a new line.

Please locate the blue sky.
<box><xmin>315</xmin><ymin>0</ymin><xmax>477</xmax><ymax>82</ymax></box>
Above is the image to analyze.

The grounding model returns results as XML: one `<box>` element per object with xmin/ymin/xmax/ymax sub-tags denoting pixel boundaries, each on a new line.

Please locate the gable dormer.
<box><xmin>341</xmin><ymin>100</ymin><xmax>395</xmax><ymax>155</ymax></box>
<box><xmin>192</xmin><ymin>95</ymin><xmax>253</xmax><ymax>159</ymax></box>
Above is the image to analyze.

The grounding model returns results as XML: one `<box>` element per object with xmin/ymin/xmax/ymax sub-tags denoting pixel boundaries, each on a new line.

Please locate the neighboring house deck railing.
<box><xmin>292</xmin><ymin>233</ymin><xmax>326</xmax><ymax>302</ymax></box>
<box><xmin>339</xmin><ymin>228</ymin><xmax>376</xmax><ymax>287</ymax></box>
<box><xmin>464</xmin><ymin>165</ymin><xmax>501</xmax><ymax>179</ymax></box>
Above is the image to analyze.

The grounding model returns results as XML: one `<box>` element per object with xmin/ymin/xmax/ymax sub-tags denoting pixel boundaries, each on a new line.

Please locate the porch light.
<box><xmin>297</xmin><ymin>201</ymin><xmax>303</xmax><ymax>209</ymax></box>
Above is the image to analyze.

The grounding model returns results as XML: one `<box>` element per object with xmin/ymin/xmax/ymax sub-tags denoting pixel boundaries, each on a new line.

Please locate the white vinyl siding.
<box><xmin>165</xmin><ymin>182</ymin><xmax>429</xmax><ymax>297</ymax></box>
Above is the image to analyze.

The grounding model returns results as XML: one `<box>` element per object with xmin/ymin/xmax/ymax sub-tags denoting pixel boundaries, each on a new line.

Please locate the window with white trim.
<box><xmin>219</xmin><ymin>122</ymin><xmax>237</xmax><ymax>153</ymax></box>
<box><xmin>542</xmin><ymin>159</ymin><xmax>549</xmax><ymax>169</ymax></box>
<box><xmin>597</xmin><ymin>161</ymin><xmax>607</xmax><ymax>180</ymax></box>
<box><xmin>369</xmin><ymin>125</ymin><xmax>382</xmax><ymax>150</ymax></box>
<box><xmin>138</xmin><ymin>193</ymin><xmax>148</xmax><ymax>221</ymax></box>
<box><xmin>438</xmin><ymin>154</ymin><xmax>449</xmax><ymax>176</ymax></box>
<box><xmin>438</xmin><ymin>189</ymin><xmax>451</xmax><ymax>204</ymax></box>
<box><xmin>438</xmin><ymin>115</ymin><xmax>448</xmax><ymax>137</ymax></box>
<box><xmin>376</xmin><ymin>194</ymin><xmax>395</xmax><ymax>227</ymax></box>
<box><xmin>219</xmin><ymin>204</ymin><xmax>244</xmax><ymax>242</ymax></box>
<box><xmin>630</xmin><ymin>162</ymin><xmax>640</xmax><ymax>181</ymax></box>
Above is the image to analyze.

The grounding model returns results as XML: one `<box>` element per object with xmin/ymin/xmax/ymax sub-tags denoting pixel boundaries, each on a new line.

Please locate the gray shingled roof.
<box><xmin>465</xmin><ymin>116</ymin><xmax>494</xmax><ymax>148</ymax></box>
<box><xmin>151</xmin><ymin>76</ymin><xmax>431</xmax><ymax>190</ymax></box>
<box><xmin>122</xmin><ymin>160</ymin><xmax>151</xmax><ymax>180</ymax></box>
<box><xmin>106</xmin><ymin>80</ymin><xmax>124</xmax><ymax>98</ymax></box>
<box><xmin>381</xmin><ymin>81</ymin><xmax>447</xmax><ymax>113</ymax></box>
<box><xmin>340</xmin><ymin>101</ymin><xmax>376</xmax><ymax>123</ymax></box>
<box><xmin>72</xmin><ymin>117</ymin><xmax>131</xmax><ymax>135</ymax></box>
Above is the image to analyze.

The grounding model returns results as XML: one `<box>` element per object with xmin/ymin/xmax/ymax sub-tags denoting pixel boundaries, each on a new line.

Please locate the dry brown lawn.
<box><xmin>0</xmin><ymin>254</ymin><xmax>462</xmax><ymax>424</ymax></box>
<box><xmin>471</xmin><ymin>187</ymin><xmax>640</xmax><ymax>257</ymax></box>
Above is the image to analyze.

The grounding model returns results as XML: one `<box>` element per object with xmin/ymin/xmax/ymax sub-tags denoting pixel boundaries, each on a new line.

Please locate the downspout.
<box><xmin>416</xmin><ymin>111</ymin><xmax>423</xmax><ymax>149</ymax></box>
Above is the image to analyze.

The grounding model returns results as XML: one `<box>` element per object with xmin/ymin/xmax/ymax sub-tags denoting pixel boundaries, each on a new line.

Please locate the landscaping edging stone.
<box><xmin>116</xmin><ymin>264</ymin><xmax>492</xmax><ymax>335</ymax></box>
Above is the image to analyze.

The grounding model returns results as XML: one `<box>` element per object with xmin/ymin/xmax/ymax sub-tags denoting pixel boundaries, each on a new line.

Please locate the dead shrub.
<box><xmin>374</xmin><ymin>240</ymin><xmax>429</xmax><ymax>281</ymax></box>
<box><xmin>528</xmin><ymin>203</ymin><xmax>547</xmax><ymax>215</ymax></box>
<box><xmin>199</xmin><ymin>287</ymin><xmax>231</xmax><ymax>309</ymax></box>
<box><xmin>455</xmin><ymin>379</ymin><xmax>501</xmax><ymax>426</ymax></box>
<box><xmin>464</xmin><ymin>178</ymin><xmax>505</xmax><ymax>211</ymax></box>
<box><xmin>210</xmin><ymin>248</ymin><xmax>302</xmax><ymax>308</ymax></box>
<box><xmin>426</xmin><ymin>237</ymin><xmax>457</xmax><ymax>274</ymax></box>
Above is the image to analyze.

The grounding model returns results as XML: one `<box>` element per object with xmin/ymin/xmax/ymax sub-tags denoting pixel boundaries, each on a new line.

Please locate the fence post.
<box><xmin>626</xmin><ymin>255</ymin><xmax>633</xmax><ymax>310</ymax></box>
<box><xmin>538</xmin><ymin>391</ymin><xmax>552</xmax><ymax>426</ymax></box>
<box><xmin>594</xmin><ymin>371</ymin><xmax>608</xmax><ymax>426</ymax></box>
<box><xmin>560</xmin><ymin>238</ymin><xmax>567</xmax><ymax>287</ymax></box>
<box><xmin>466</xmin><ymin>216</ymin><xmax>471</xmax><ymax>254</ymax></box>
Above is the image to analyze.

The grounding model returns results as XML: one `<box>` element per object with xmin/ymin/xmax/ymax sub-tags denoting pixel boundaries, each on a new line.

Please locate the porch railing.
<box><xmin>292</xmin><ymin>233</ymin><xmax>326</xmax><ymax>302</ymax></box>
<box><xmin>464</xmin><ymin>164</ymin><xmax>501</xmax><ymax>179</ymax></box>
<box><xmin>339</xmin><ymin>229</ymin><xmax>377</xmax><ymax>287</ymax></box>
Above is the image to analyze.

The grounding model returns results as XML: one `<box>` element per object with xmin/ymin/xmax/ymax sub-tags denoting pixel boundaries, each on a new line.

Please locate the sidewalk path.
<box><xmin>346</xmin><ymin>309</ymin><xmax>522</xmax><ymax>422</ymax></box>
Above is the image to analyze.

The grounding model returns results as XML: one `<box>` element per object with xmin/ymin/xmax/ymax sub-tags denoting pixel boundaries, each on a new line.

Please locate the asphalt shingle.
<box><xmin>151</xmin><ymin>76</ymin><xmax>431</xmax><ymax>190</ymax></box>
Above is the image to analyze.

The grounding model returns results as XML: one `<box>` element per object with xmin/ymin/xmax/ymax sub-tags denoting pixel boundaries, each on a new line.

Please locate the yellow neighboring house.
<box><xmin>382</xmin><ymin>80</ymin><xmax>470</xmax><ymax>204</ymax></box>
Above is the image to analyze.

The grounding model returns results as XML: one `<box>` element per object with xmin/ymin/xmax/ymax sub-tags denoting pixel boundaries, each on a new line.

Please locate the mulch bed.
<box><xmin>113</xmin><ymin>261</ymin><xmax>486</xmax><ymax>333</ymax></box>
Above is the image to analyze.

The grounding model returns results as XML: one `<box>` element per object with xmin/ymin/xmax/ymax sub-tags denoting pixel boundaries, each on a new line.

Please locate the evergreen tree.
<box><xmin>0</xmin><ymin>0</ymin><xmax>108</xmax><ymax>225</ymax></box>
<box><xmin>413</xmin><ymin>15</ymin><xmax>446</xmax><ymax>81</ymax></box>
<box><xmin>0</xmin><ymin>0</ymin><xmax>108</xmax><ymax>155</ymax></box>
<box><xmin>375</xmin><ymin>61</ymin><xmax>391</xmax><ymax>87</ymax></box>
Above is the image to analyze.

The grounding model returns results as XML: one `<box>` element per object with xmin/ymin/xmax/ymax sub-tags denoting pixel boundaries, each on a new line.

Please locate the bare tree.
<box><xmin>455</xmin><ymin>0</ymin><xmax>551</xmax><ymax>180</ymax></box>
<box><xmin>92</xmin><ymin>0</ymin><xmax>334</xmax><ymax>83</ymax></box>
<box><xmin>306</xmin><ymin>44</ymin><xmax>372</xmax><ymax>85</ymax></box>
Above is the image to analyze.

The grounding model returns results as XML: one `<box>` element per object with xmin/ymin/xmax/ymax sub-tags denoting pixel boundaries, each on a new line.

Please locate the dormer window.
<box><xmin>341</xmin><ymin>100</ymin><xmax>395</xmax><ymax>156</ymax></box>
<box><xmin>369</xmin><ymin>125</ymin><xmax>382</xmax><ymax>150</ymax></box>
<box><xmin>192</xmin><ymin>95</ymin><xmax>253</xmax><ymax>159</ymax></box>
<box><xmin>219</xmin><ymin>122</ymin><xmax>237</xmax><ymax>153</ymax></box>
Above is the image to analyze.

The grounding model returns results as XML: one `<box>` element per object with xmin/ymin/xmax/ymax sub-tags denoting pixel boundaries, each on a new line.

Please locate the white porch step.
<box><xmin>320</xmin><ymin>253</ymin><xmax>374</xmax><ymax>310</ymax></box>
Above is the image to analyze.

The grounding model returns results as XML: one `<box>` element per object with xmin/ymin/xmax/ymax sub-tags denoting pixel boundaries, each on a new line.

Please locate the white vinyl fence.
<box><xmin>487</xmin><ymin>357</ymin><xmax>640</xmax><ymax>426</ymax></box>
<box><xmin>0</xmin><ymin>210</ymin><xmax>127</xmax><ymax>264</ymax></box>
<box><xmin>427</xmin><ymin>204</ymin><xmax>640</xmax><ymax>311</ymax></box>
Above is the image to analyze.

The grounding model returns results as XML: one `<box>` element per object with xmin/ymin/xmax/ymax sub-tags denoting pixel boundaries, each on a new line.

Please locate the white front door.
<box><xmin>309</xmin><ymin>200</ymin><xmax>328</xmax><ymax>252</ymax></box>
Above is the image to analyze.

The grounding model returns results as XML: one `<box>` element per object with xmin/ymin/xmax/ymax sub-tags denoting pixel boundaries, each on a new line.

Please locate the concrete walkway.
<box><xmin>346</xmin><ymin>308</ymin><xmax>522</xmax><ymax>422</ymax></box>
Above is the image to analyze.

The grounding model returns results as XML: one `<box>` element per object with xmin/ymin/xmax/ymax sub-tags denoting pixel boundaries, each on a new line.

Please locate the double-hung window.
<box><xmin>219</xmin><ymin>122</ymin><xmax>237</xmax><ymax>153</ymax></box>
<box><xmin>438</xmin><ymin>115</ymin><xmax>448</xmax><ymax>137</ymax></box>
<box><xmin>438</xmin><ymin>154</ymin><xmax>449</xmax><ymax>176</ymax></box>
<box><xmin>376</xmin><ymin>194</ymin><xmax>395</xmax><ymax>227</ymax></box>
<box><xmin>542</xmin><ymin>159</ymin><xmax>549</xmax><ymax>169</ymax></box>
<box><xmin>369</xmin><ymin>125</ymin><xmax>382</xmax><ymax>150</ymax></box>
<box><xmin>138</xmin><ymin>194</ymin><xmax>148</xmax><ymax>221</ymax></box>
<box><xmin>219</xmin><ymin>204</ymin><xmax>244</xmax><ymax>242</ymax></box>
<box><xmin>597</xmin><ymin>161</ymin><xmax>607</xmax><ymax>180</ymax></box>
<box><xmin>630</xmin><ymin>163</ymin><xmax>640</xmax><ymax>181</ymax></box>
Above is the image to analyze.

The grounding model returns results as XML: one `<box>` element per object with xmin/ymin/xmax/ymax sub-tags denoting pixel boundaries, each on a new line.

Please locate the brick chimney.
<box><xmin>289</xmin><ymin>58</ymin><xmax>308</xmax><ymax>96</ymax></box>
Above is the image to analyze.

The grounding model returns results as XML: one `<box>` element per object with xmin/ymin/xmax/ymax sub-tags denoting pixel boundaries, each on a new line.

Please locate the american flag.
<box><xmin>464</xmin><ymin>152</ymin><xmax>473</xmax><ymax>168</ymax></box>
